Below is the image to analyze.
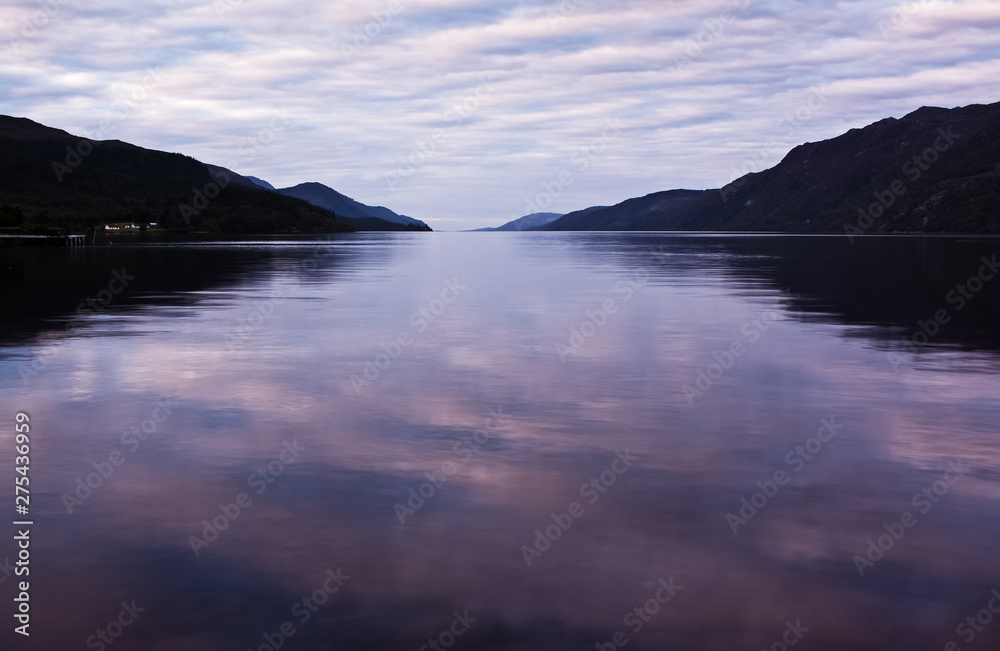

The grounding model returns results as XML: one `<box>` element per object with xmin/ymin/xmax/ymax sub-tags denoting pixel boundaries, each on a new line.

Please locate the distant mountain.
<box><xmin>278</xmin><ymin>182</ymin><xmax>429</xmax><ymax>230</ymax></box>
<box><xmin>0</xmin><ymin>115</ymin><xmax>353</xmax><ymax>235</ymax></box>
<box><xmin>472</xmin><ymin>212</ymin><xmax>564</xmax><ymax>231</ymax></box>
<box><xmin>245</xmin><ymin>176</ymin><xmax>276</xmax><ymax>191</ymax></box>
<box><xmin>203</xmin><ymin>173</ymin><xmax>427</xmax><ymax>231</ymax></box>
<box><xmin>542</xmin><ymin>100</ymin><xmax>1000</xmax><ymax>233</ymax></box>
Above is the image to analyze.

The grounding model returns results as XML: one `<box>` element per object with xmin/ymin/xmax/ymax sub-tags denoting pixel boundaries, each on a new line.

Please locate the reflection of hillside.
<box><xmin>721</xmin><ymin>236</ymin><xmax>1000</xmax><ymax>352</ymax></box>
<box><xmin>594</xmin><ymin>234</ymin><xmax>1000</xmax><ymax>352</ymax></box>
<box><xmin>0</xmin><ymin>237</ymin><xmax>362</xmax><ymax>346</ymax></box>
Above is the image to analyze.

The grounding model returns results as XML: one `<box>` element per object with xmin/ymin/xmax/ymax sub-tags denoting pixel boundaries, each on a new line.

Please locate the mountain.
<box><xmin>524</xmin><ymin>206</ymin><xmax>609</xmax><ymax>231</ymax></box>
<box><xmin>0</xmin><ymin>115</ymin><xmax>425</xmax><ymax>235</ymax></box>
<box><xmin>543</xmin><ymin>195</ymin><xmax>706</xmax><ymax>231</ymax></box>
<box><xmin>543</xmin><ymin>100</ymin><xmax>1000</xmax><ymax>233</ymax></box>
<box><xmin>203</xmin><ymin>164</ymin><xmax>268</xmax><ymax>190</ymax></box>
<box><xmin>277</xmin><ymin>182</ymin><xmax>429</xmax><ymax>230</ymax></box>
<box><xmin>472</xmin><ymin>212</ymin><xmax>564</xmax><ymax>231</ymax></box>
<box><xmin>245</xmin><ymin>176</ymin><xmax>275</xmax><ymax>190</ymax></box>
<box><xmin>200</xmin><ymin>172</ymin><xmax>428</xmax><ymax>231</ymax></box>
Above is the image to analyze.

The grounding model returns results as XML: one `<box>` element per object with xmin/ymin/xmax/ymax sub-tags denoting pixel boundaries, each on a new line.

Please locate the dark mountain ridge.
<box><xmin>0</xmin><ymin>116</ymin><xmax>426</xmax><ymax>234</ymax></box>
<box><xmin>542</xmin><ymin>101</ymin><xmax>1000</xmax><ymax>233</ymax></box>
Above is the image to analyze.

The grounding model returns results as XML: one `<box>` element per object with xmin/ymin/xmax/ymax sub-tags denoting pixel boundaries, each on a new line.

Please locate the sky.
<box><xmin>2</xmin><ymin>0</ymin><xmax>1000</xmax><ymax>231</ymax></box>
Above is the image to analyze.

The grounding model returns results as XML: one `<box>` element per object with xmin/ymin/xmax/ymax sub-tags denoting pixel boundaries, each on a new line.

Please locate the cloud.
<box><xmin>1</xmin><ymin>0</ymin><xmax>999</xmax><ymax>229</ymax></box>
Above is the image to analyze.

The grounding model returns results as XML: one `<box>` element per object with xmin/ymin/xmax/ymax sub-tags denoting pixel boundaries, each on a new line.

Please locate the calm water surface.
<box><xmin>1</xmin><ymin>233</ymin><xmax>999</xmax><ymax>650</ymax></box>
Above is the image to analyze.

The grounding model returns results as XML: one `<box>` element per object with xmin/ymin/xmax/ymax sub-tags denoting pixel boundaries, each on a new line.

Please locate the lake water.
<box><xmin>2</xmin><ymin>233</ymin><xmax>1000</xmax><ymax>651</ymax></box>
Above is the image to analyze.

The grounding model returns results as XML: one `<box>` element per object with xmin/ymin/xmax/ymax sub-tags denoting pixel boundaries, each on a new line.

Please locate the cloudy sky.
<box><xmin>2</xmin><ymin>0</ymin><xmax>999</xmax><ymax>230</ymax></box>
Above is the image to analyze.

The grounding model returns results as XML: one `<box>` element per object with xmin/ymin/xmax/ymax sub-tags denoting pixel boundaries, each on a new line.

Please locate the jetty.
<box><xmin>0</xmin><ymin>234</ymin><xmax>86</xmax><ymax>247</ymax></box>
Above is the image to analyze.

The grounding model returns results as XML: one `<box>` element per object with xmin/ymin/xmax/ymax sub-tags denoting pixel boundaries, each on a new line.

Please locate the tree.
<box><xmin>0</xmin><ymin>204</ymin><xmax>25</xmax><ymax>227</ymax></box>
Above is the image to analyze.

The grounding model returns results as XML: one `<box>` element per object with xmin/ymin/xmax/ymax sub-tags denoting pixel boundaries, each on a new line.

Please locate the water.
<box><xmin>1</xmin><ymin>233</ymin><xmax>999</xmax><ymax>650</ymax></box>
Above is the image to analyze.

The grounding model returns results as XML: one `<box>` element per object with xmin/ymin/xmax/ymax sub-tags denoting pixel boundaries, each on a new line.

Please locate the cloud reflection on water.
<box><xmin>0</xmin><ymin>233</ymin><xmax>998</xmax><ymax>650</ymax></box>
